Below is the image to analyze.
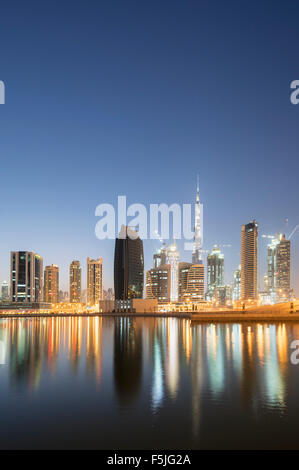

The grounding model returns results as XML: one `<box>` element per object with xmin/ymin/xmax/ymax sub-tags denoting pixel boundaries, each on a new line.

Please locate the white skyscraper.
<box><xmin>166</xmin><ymin>242</ymin><xmax>180</xmax><ymax>302</ymax></box>
<box><xmin>192</xmin><ymin>177</ymin><xmax>203</xmax><ymax>264</ymax></box>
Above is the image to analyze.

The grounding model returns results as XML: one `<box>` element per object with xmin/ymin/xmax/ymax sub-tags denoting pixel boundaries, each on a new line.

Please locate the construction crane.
<box><xmin>289</xmin><ymin>224</ymin><xmax>299</xmax><ymax>240</ymax></box>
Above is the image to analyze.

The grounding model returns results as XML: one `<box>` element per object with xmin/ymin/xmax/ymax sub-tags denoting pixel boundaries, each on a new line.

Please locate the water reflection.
<box><xmin>0</xmin><ymin>317</ymin><xmax>299</xmax><ymax>448</ymax></box>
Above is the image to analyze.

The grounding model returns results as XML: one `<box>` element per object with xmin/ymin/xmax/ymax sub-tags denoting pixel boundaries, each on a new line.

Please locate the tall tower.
<box><xmin>207</xmin><ymin>245</ymin><xmax>224</xmax><ymax>300</ymax></box>
<box><xmin>44</xmin><ymin>264</ymin><xmax>59</xmax><ymax>303</ymax></box>
<box><xmin>114</xmin><ymin>225</ymin><xmax>144</xmax><ymax>300</ymax></box>
<box><xmin>241</xmin><ymin>220</ymin><xmax>258</xmax><ymax>301</ymax></box>
<box><xmin>10</xmin><ymin>251</ymin><xmax>43</xmax><ymax>302</ymax></box>
<box><xmin>192</xmin><ymin>176</ymin><xmax>203</xmax><ymax>264</ymax></box>
<box><xmin>69</xmin><ymin>260</ymin><xmax>81</xmax><ymax>303</ymax></box>
<box><xmin>268</xmin><ymin>233</ymin><xmax>290</xmax><ymax>302</ymax></box>
<box><xmin>87</xmin><ymin>257</ymin><xmax>103</xmax><ymax>305</ymax></box>
<box><xmin>166</xmin><ymin>242</ymin><xmax>180</xmax><ymax>302</ymax></box>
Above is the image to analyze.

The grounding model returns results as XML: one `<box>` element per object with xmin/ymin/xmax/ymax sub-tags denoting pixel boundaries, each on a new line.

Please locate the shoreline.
<box><xmin>1</xmin><ymin>311</ymin><xmax>299</xmax><ymax>322</ymax></box>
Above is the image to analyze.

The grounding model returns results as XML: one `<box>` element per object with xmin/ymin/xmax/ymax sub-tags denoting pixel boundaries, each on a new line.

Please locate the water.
<box><xmin>0</xmin><ymin>316</ymin><xmax>299</xmax><ymax>449</ymax></box>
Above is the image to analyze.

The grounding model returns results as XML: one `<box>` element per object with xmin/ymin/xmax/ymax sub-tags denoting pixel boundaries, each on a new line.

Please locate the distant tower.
<box><xmin>114</xmin><ymin>225</ymin><xmax>144</xmax><ymax>300</ymax></box>
<box><xmin>166</xmin><ymin>242</ymin><xmax>180</xmax><ymax>302</ymax></box>
<box><xmin>192</xmin><ymin>176</ymin><xmax>203</xmax><ymax>264</ymax></box>
<box><xmin>70</xmin><ymin>260</ymin><xmax>81</xmax><ymax>303</ymax></box>
<box><xmin>268</xmin><ymin>234</ymin><xmax>290</xmax><ymax>302</ymax></box>
<box><xmin>206</xmin><ymin>245</ymin><xmax>224</xmax><ymax>301</ymax></box>
<box><xmin>1</xmin><ymin>281</ymin><xmax>9</xmax><ymax>301</ymax></box>
<box><xmin>10</xmin><ymin>251</ymin><xmax>43</xmax><ymax>302</ymax></box>
<box><xmin>44</xmin><ymin>264</ymin><xmax>59</xmax><ymax>303</ymax></box>
<box><xmin>241</xmin><ymin>220</ymin><xmax>258</xmax><ymax>301</ymax></box>
<box><xmin>87</xmin><ymin>257</ymin><xmax>103</xmax><ymax>305</ymax></box>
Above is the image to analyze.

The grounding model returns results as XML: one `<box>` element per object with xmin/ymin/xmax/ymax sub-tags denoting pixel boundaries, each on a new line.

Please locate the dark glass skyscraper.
<box><xmin>114</xmin><ymin>226</ymin><xmax>144</xmax><ymax>300</ymax></box>
<box><xmin>10</xmin><ymin>251</ymin><xmax>43</xmax><ymax>302</ymax></box>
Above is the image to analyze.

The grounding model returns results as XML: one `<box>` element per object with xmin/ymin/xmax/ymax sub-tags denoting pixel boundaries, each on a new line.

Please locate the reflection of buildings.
<box><xmin>11</xmin><ymin>251</ymin><xmax>43</xmax><ymax>302</ymax></box>
<box><xmin>3</xmin><ymin>317</ymin><xmax>103</xmax><ymax>389</ymax></box>
<box><xmin>113</xmin><ymin>317</ymin><xmax>143</xmax><ymax>405</ymax></box>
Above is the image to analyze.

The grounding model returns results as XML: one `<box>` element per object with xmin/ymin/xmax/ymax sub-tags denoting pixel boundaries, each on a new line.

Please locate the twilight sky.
<box><xmin>0</xmin><ymin>0</ymin><xmax>298</xmax><ymax>293</ymax></box>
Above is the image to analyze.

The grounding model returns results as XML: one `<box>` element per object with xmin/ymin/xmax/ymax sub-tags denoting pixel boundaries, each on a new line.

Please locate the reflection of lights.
<box><xmin>166</xmin><ymin>318</ymin><xmax>179</xmax><ymax>399</ymax></box>
<box><xmin>152</xmin><ymin>337</ymin><xmax>164</xmax><ymax>410</ymax></box>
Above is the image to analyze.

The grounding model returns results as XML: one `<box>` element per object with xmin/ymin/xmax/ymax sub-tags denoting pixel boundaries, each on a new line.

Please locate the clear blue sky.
<box><xmin>0</xmin><ymin>0</ymin><xmax>298</xmax><ymax>293</ymax></box>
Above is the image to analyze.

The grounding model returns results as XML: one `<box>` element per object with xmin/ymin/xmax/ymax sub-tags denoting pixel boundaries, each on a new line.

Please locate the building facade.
<box><xmin>114</xmin><ymin>226</ymin><xmax>144</xmax><ymax>300</ymax></box>
<box><xmin>44</xmin><ymin>264</ymin><xmax>59</xmax><ymax>303</ymax></box>
<box><xmin>87</xmin><ymin>257</ymin><xmax>103</xmax><ymax>305</ymax></box>
<box><xmin>241</xmin><ymin>220</ymin><xmax>258</xmax><ymax>301</ymax></box>
<box><xmin>233</xmin><ymin>265</ymin><xmax>241</xmax><ymax>301</ymax></box>
<box><xmin>70</xmin><ymin>260</ymin><xmax>81</xmax><ymax>303</ymax></box>
<box><xmin>206</xmin><ymin>245</ymin><xmax>224</xmax><ymax>301</ymax></box>
<box><xmin>165</xmin><ymin>242</ymin><xmax>180</xmax><ymax>302</ymax></box>
<box><xmin>146</xmin><ymin>264</ymin><xmax>171</xmax><ymax>303</ymax></box>
<box><xmin>1</xmin><ymin>281</ymin><xmax>9</xmax><ymax>301</ymax></box>
<box><xmin>10</xmin><ymin>251</ymin><xmax>43</xmax><ymax>302</ymax></box>
<box><xmin>179</xmin><ymin>263</ymin><xmax>205</xmax><ymax>302</ymax></box>
<box><xmin>268</xmin><ymin>233</ymin><xmax>291</xmax><ymax>302</ymax></box>
<box><xmin>192</xmin><ymin>177</ymin><xmax>203</xmax><ymax>264</ymax></box>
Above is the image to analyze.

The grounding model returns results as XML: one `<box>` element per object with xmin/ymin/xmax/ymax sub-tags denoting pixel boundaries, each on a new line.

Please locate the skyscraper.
<box><xmin>166</xmin><ymin>242</ymin><xmax>180</xmax><ymax>302</ymax></box>
<box><xmin>44</xmin><ymin>264</ymin><xmax>59</xmax><ymax>303</ymax></box>
<box><xmin>233</xmin><ymin>265</ymin><xmax>241</xmax><ymax>301</ymax></box>
<box><xmin>87</xmin><ymin>257</ymin><xmax>103</xmax><ymax>305</ymax></box>
<box><xmin>10</xmin><ymin>251</ymin><xmax>43</xmax><ymax>302</ymax></box>
<box><xmin>70</xmin><ymin>260</ymin><xmax>81</xmax><ymax>303</ymax></box>
<box><xmin>192</xmin><ymin>176</ymin><xmax>203</xmax><ymax>264</ymax></box>
<box><xmin>146</xmin><ymin>264</ymin><xmax>171</xmax><ymax>303</ymax></box>
<box><xmin>114</xmin><ymin>225</ymin><xmax>144</xmax><ymax>300</ymax></box>
<box><xmin>153</xmin><ymin>243</ymin><xmax>166</xmax><ymax>268</ymax></box>
<box><xmin>1</xmin><ymin>281</ymin><xmax>9</xmax><ymax>301</ymax></box>
<box><xmin>206</xmin><ymin>245</ymin><xmax>224</xmax><ymax>301</ymax></box>
<box><xmin>241</xmin><ymin>220</ymin><xmax>258</xmax><ymax>301</ymax></box>
<box><xmin>179</xmin><ymin>263</ymin><xmax>205</xmax><ymax>302</ymax></box>
<box><xmin>268</xmin><ymin>233</ymin><xmax>291</xmax><ymax>302</ymax></box>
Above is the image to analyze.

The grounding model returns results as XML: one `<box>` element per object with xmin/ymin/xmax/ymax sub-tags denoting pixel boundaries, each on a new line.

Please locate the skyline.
<box><xmin>0</xmin><ymin>1</ymin><xmax>299</xmax><ymax>292</ymax></box>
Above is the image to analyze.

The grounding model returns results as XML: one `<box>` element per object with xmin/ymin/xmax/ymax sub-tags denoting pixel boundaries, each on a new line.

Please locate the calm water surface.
<box><xmin>0</xmin><ymin>316</ymin><xmax>299</xmax><ymax>449</ymax></box>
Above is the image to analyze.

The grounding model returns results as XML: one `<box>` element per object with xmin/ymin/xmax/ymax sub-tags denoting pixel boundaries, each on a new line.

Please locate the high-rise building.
<box><xmin>206</xmin><ymin>245</ymin><xmax>224</xmax><ymax>301</ymax></box>
<box><xmin>166</xmin><ymin>242</ymin><xmax>180</xmax><ymax>302</ymax></box>
<box><xmin>192</xmin><ymin>177</ymin><xmax>203</xmax><ymax>264</ymax></box>
<box><xmin>268</xmin><ymin>233</ymin><xmax>291</xmax><ymax>302</ymax></box>
<box><xmin>146</xmin><ymin>264</ymin><xmax>171</xmax><ymax>303</ymax></box>
<box><xmin>87</xmin><ymin>257</ymin><xmax>103</xmax><ymax>305</ymax></box>
<box><xmin>241</xmin><ymin>220</ymin><xmax>258</xmax><ymax>301</ymax></box>
<box><xmin>215</xmin><ymin>285</ymin><xmax>232</xmax><ymax>307</ymax></box>
<box><xmin>44</xmin><ymin>264</ymin><xmax>59</xmax><ymax>303</ymax></box>
<box><xmin>153</xmin><ymin>243</ymin><xmax>166</xmax><ymax>268</ymax></box>
<box><xmin>1</xmin><ymin>281</ymin><xmax>9</xmax><ymax>301</ymax></box>
<box><xmin>114</xmin><ymin>226</ymin><xmax>144</xmax><ymax>300</ymax></box>
<box><xmin>70</xmin><ymin>260</ymin><xmax>81</xmax><ymax>303</ymax></box>
<box><xmin>10</xmin><ymin>251</ymin><xmax>43</xmax><ymax>302</ymax></box>
<box><xmin>178</xmin><ymin>263</ymin><xmax>205</xmax><ymax>302</ymax></box>
<box><xmin>178</xmin><ymin>262</ymin><xmax>192</xmax><ymax>301</ymax></box>
<box><xmin>233</xmin><ymin>265</ymin><xmax>241</xmax><ymax>301</ymax></box>
<box><xmin>59</xmin><ymin>290</ymin><xmax>68</xmax><ymax>302</ymax></box>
